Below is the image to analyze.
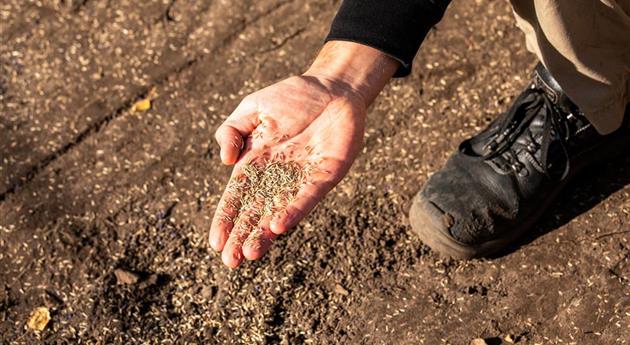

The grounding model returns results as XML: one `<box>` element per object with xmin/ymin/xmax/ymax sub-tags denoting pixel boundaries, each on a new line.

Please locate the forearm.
<box><xmin>305</xmin><ymin>41</ymin><xmax>399</xmax><ymax>108</ymax></box>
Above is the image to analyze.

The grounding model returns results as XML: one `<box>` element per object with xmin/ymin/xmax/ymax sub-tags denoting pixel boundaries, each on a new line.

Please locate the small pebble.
<box><xmin>334</xmin><ymin>284</ymin><xmax>349</xmax><ymax>296</ymax></box>
<box><xmin>114</xmin><ymin>268</ymin><xmax>139</xmax><ymax>285</ymax></box>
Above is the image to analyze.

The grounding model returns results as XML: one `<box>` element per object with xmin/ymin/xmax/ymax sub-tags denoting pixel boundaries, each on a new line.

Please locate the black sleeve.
<box><xmin>326</xmin><ymin>0</ymin><xmax>452</xmax><ymax>77</ymax></box>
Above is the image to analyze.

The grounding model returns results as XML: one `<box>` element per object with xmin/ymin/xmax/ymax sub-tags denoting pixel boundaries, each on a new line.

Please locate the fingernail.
<box><xmin>210</xmin><ymin>234</ymin><xmax>223</xmax><ymax>251</ymax></box>
<box><xmin>271</xmin><ymin>215</ymin><xmax>281</xmax><ymax>227</ymax></box>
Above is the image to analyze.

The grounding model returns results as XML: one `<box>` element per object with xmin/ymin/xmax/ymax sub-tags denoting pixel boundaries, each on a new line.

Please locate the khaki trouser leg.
<box><xmin>510</xmin><ymin>0</ymin><xmax>630</xmax><ymax>134</ymax></box>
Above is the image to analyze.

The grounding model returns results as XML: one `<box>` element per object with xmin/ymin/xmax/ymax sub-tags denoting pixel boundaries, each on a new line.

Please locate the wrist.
<box><xmin>304</xmin><ymin>41</ymin><xmax>398</xmax><ymax>107</ymax></box>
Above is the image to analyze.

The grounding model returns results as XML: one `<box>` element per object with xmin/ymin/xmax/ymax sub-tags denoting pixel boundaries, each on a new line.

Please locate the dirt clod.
<box><xmin>114</xmin><ymin>269</ymin><xmax>140</xmax><ymax>285</ymax></box>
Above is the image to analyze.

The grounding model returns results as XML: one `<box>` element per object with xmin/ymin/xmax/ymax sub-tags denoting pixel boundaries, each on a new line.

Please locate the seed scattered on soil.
<box><xmin>27</xmin><ymin>307</ymin><xmax>51</xmax><ymax>331</ymax></box>
<box><xmin>469</xmin><ymin>339</ymin><xmax>488</xmax><ymax>345</ymax></box>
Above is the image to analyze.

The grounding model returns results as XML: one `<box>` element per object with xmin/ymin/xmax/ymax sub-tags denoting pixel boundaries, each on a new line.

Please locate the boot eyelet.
<box><xmin>527</xmin><ymin>143</ymin><xmax>538</xmax><ymax>153</ymax></box>
<box><xmin>484</xmin><ymin>141</ymin><xmax>499</xmax><ymax>152</ymax></box>
<box><xmin>512</xmin><ymin>162</ymin><xmax>528</xmax><ymax>177</ymax></box>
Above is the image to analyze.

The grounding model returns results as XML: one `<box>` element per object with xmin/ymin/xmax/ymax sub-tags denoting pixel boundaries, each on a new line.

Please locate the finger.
<box><xmin>215</xmin><ymin>125</ymin><xmax>244</xmax><ymax>165</ymax></box>
<box><xmin>209</xmin><ymin>169</ymin><xmax>249</xmax><ymax>251</ymax></box>
<box><xmin>209</xmin><ymin>190</ymin><xmax>240</xmax><ymax>252</ymax></box>
<box><xmin>242</xmin><ymin>217</ymin><xmax>277</xmax><ymax>260</ymax></box>
<box><xmin>214</xmin><ymin>98</ymin><xmax>260</xmax><ymax>165</ymax></box>
<box><xmin>270</xmin><ymin>179</ymin><xmax>336</xmax><ymax>235</ymax></box>
<box><xmin>221</xmin><ymin>204</ymin><xmax>261</xmax><ymax>268</ymax></box>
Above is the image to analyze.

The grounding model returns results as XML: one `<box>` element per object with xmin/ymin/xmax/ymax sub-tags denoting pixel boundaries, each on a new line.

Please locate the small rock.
<box><xmin>470</xmin><ymin>339</ymin><xmax>487</xmax><ymax>345</ymax></box>
<box><xmin>114</xmin><ymin>268</ymin><xmax>139</xmax><ymax>285</ymax></box>
<box><xmin>334</xmin><ymin>284</ymin><xmax>349</xmax><ymax>296</ymax></box>
<box><xmin>201</xmin><ymin>286</ymin><xmax>216</xmax><ymax>299</ymax></box>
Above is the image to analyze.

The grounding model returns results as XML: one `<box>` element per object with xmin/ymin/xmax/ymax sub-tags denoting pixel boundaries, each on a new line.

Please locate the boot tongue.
<box><xmin>468</xmin><ymin>121</ymin><xmax>501</xmax><ymax>156</ymax></box>
<box><xmin>533</xmin><ymin>64</ymin><xmax>577</xmax><ymax>115</ymax></box>
<box><xmin>469</xmin><ymin>64</ymin><xmax>589</xmax><ymax>157</ymax></box>
<box><xmin>467</xmin><ymin>91</ymin><xmax>544</xmax><ymax>157</ymax></box>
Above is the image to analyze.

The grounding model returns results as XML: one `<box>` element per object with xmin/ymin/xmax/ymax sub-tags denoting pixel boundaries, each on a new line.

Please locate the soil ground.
<box><xmin>1</xmin><ymin>0</ymin><xmax>629</xmax><ymax>344</ymax></box>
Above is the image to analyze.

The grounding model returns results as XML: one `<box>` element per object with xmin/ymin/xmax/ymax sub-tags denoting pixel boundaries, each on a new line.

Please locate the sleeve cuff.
<box><xmin>326</xmin><ymin>0</ymin><xmax>451</xmax><ymax>78</ymax></box>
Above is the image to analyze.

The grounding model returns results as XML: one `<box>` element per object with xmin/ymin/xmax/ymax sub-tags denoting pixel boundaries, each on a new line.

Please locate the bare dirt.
<box><xmin>1</xmin><ymin>0</ymin><xmax>629</xmax><ymax>344</ymax></box>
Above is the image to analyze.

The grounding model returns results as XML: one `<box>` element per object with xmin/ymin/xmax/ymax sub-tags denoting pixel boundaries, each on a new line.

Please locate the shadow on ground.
<box><xmin>499</xmin><ymin>150</ymin><xmax>630</xmax><ymax>257</ymax></box>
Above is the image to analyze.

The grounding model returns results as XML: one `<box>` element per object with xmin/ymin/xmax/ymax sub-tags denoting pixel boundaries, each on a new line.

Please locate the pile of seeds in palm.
<box><xmin>220</xmin><ymin>156</ymin><xmax>320</xmax><ymax>247</ymax></box>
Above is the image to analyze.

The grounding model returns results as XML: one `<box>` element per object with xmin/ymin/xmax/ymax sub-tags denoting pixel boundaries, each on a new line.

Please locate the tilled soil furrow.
<box><xmin>0</xmin><ymin>0</ymin><xmax>249</xmax><ymax>193</ymax></box>
<box><xmin>0</xmin><ymin>0</ymin><xmax>300</xmax><ymax>202</ymax></box>
<box><xmin>1</xmin><ymin>0</ymin><xmax>325</xmax><ymax>207</ymax></box>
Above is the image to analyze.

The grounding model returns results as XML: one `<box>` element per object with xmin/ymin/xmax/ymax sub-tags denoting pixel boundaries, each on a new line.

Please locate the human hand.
<box><xmin>209</xmin><ymin>41</ymin><xmax>398</xmax><ymax>267</ymax></box>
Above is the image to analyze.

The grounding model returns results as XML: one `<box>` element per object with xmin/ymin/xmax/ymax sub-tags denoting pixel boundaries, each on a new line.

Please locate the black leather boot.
<box><xmin>409</xmin><ymin>63</ymin><xmax>629</xmax><ymax>259</ymax></box>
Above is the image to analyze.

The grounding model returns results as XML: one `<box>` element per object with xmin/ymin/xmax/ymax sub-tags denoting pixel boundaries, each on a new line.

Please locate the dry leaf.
<box><xmin>131</xmin><ymin>98</ymin><xmax>151</xmax><ymax>112</ymax></box>
<box><xmin>27</xmin><ymin>307</ymin><xmax>50</xmax><ymax>331</ymax></box>
<box><xmin>130</xmin><ymin>87</ymin><xmax>156</xmax><ymax>112</ymax></box>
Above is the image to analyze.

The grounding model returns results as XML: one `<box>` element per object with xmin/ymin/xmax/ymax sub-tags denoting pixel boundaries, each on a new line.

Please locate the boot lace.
<box><xmin>471</xmin><ymin>86</ymin><xmax>576</xmax><ymax>180</ymax></box>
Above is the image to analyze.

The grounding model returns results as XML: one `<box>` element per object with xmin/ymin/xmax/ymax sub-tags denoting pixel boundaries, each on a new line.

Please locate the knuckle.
<box><xmin>241</xmin><ymin>94</ymin><xmax>254</xmax><ymax>105</ymax></box>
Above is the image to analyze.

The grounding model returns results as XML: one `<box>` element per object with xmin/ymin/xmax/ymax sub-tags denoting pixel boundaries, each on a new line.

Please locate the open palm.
<box><xmin>210</xmin><ymin>74</ymin><xmax>367</xmax><ymax>267</ymax></box>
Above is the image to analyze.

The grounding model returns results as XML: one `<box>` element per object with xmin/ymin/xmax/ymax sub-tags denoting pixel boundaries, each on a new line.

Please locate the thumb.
<box><xmin>215</xmin><ymin>125</ymin><xmax>245</xmax><ymax>165</ymax></box>
<box><xmin>214</xmin><ymin>97</ymin><xmax>259</xmax><ymax>165</ymax></box>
